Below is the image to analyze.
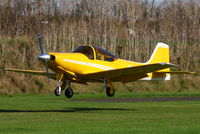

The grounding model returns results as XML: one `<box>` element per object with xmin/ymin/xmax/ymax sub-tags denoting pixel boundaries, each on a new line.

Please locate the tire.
<box><xmin>54</xmin><ymin>87</ymin><xmax>61</xmax><ymax>96</ymax></box>
<box><xmin>106</xmin><ymin>87</ymin><xmax>115</xmax><ymax>97</ymax></box>
<box><xmin>65</xmin><ymin>88</ymin><xmax>74</xmax><ymax>98</ymax></box>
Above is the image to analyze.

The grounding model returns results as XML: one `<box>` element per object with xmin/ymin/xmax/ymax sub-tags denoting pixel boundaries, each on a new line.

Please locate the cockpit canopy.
<box><xmin>73</xmin><ymin>46</ymin><xmax>118</xmax><ymax>61</ymax></box>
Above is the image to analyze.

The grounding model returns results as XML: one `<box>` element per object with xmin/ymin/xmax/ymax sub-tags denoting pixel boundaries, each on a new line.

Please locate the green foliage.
<box><xmin>6</xmin><ymin>38</ymin><xmax>15</xmax><ymax>46</ymax></box>
<box><xmin>0</xmin><ymin>40</ymin><xmax>3</xmax><ymax>63</ymax></box>
<box><xmin>34</xmin><ymin>79</ymin><xmax>44</xmax><ymax>89</ymax></box>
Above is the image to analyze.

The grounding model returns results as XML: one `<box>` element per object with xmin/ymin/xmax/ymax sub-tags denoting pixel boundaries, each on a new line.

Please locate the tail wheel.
<box><xmin>106</xmin><ymin>87</ymin><xmax>115</xmax><ymax>97</ymax></box>
<box><xmin>54</xmin><ymin>87</ymin><xmax>62</xmax><ymax>96</ymax></box>
<box><xmin>65</xmin><ymin>88</ymin><xmax>74</xmax><ymax>98</ymax></box>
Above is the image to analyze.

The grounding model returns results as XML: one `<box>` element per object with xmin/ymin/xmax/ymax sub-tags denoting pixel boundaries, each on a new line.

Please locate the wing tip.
<box><xmin>188</xmin><ymin>71</ymin><xmax>197</xmax><ymax>74</ymax></box>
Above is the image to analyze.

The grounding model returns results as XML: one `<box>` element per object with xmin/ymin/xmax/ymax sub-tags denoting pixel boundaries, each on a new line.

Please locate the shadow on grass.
<box><xmin>0</xmin><ymin>107</ymin><xmax>136</xmax><ymax>113</ymax></box>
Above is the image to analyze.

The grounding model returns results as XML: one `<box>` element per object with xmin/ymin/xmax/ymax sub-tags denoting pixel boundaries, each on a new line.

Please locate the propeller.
<box><xmin>36</xmin><ymin>33</ymin><xmax>51</xmax><ymax>82</ymax></box>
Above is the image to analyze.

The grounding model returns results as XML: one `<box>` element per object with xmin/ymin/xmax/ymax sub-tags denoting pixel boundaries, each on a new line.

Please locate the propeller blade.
<box><xmin>37</xmin><ymin>33</ymin><xmax>46</xmax><ymax>54</ymax></box>
<box><xmin>45</xmin><ymin>61</ymin><xmax>50</xmax><ymax>83</ymax></box>
<box><xmin>36</xmin><ymin>33</ymin><xmax>50</xmax><ymax>83</ymax></box>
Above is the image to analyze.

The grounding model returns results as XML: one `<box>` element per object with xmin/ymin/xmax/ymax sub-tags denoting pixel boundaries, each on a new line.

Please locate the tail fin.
<box><xmin>147</xmin><ymin>42</ymin><xmax>170</xmax><ymax>80</ymax></box>
<box><xmin>142</xmin><ymin>42</ymin><xmax>195</xmax><ymax>81</ymax></box>
<box><xmin>147</xmin><ymin>42</ymin><xmax>169</xmax><ymax>64</ymax></box>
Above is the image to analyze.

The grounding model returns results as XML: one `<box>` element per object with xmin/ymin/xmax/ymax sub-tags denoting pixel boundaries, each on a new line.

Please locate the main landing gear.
<box><xmin>104</xmin><ymin>79</ymin><xmax>115</xmax><ymax>97</ymax></box>
<box><xmin>54</xmin><ymin>80</ymin><xmax>74</xmax><ymax>98</ymax></box>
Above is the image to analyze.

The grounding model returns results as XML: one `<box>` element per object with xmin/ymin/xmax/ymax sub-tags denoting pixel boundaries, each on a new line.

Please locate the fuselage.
<box><xmin>45</xmin><ymin>45</ymin><xmax>170</xmax><ymax>83</ymax></box>
<box><xmin>48</xmin><ymin>52</ymin><xmax>143</xmax><ymax>75</ymax></box>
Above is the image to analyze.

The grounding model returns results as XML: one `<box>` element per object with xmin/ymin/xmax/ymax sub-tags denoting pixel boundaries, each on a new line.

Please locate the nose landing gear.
<box><xmin>54</xmin><ymin>80</ymin><xmax>62</xmax><ymax>96</ymax></box>
<box><xmin>54</xmin><ymin>86</ymin><xmax>62</xmax><ymax>96</ymax></box>
<box><xmin>54</xmin><ymin>79</ymin><xmax>74</xmax><ymax>98</ymax></box>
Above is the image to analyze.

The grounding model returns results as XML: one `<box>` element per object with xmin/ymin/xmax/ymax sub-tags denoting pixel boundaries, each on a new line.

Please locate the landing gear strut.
<box><xmin>104</xmin><ymin>79</ymin><xmax>115</xmax><ymax>97</ymax></box>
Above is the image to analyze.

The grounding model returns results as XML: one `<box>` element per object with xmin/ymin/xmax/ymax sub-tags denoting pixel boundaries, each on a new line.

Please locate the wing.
<box><xmin>77</xmin><ymin>63</ymin><xmax>175</xmax><ymax>82</ymax></box>
<box><xmin>3</xmin><ymin>68</ymin><xmax>56</xmax><ymax>80</ymax></box>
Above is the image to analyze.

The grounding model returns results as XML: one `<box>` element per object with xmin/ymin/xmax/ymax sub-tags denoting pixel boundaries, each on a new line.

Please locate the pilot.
<box><xmin>96</xmin><ymin>49</ymin><xmax>104</xmax><ymax>60</ymax></box>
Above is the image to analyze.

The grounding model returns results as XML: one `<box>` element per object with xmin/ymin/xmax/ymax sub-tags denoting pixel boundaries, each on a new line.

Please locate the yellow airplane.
<box><xmin>4</xmin><ymin>34</ymin><xmax>195</xmax><ymax>98</ymax></box>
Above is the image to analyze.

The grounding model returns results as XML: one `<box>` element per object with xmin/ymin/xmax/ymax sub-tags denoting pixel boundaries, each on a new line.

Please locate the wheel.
<box><xmin>65</xmin><ymin>88</ymin><xmax>74</xmax><ymax>98</ymax></box>
<box><xmin>54</xmin><ymin>87</ymin><xmax>62</xmax><ymax>96</ymax></box>
<box><xmin>106</xmin><ymin>87</ymin><xmax>115</xmax><ymax>97</ymax></box>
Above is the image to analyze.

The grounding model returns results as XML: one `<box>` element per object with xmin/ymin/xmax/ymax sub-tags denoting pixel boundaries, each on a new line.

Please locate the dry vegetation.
<box><xmin>0</xmin><ymin>0</ymin><xmax>200</xmax><ymax>94</ymax></box>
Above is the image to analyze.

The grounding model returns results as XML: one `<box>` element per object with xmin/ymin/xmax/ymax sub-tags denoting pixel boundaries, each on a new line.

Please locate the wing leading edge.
<box><xmin>3</xmin><ymin>68</ymin><xmax>56</xmax><ymax>80</ymax></box>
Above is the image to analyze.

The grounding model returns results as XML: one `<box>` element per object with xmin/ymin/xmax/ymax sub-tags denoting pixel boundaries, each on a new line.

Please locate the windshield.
<box><xmin>94</xmin><ymin>46</ymin><xmax>118</xmax><ymax>62</ymax></box>
<box><xmin>72</xmin><ymin>46</ymin><xmax>94</xmax><ymax>60</ymax></box>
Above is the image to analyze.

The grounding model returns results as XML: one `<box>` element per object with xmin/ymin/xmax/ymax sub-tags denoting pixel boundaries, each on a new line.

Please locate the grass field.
<box><xmin>0</xmin><ymin>93</ymin><xmax>200</xmax><ymax>134</ymax></box>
